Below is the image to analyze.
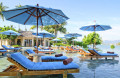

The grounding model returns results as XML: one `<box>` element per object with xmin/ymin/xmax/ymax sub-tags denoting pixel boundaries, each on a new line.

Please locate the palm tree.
<box><xmin>30</xmin><ymin>22</ymin><xmax>67</xmax><ymax>37</ymax></box>
<box><xmin>0</xmin><ymin>2</ymin><xmax>8</xmax><ymax>45</ymax></box>
<box><xmin>15</xmin><ymin>4</ymin><xmax>23</xmax><ymax>32</ymax></box>
<box><xmin>15</xmin><ymin>4</ymin><xmax>22</xmax><ymax>8</ymax></box>
<box><xmin>0</xmin><ymin>2</ymin><xmax>8</xmax><ymax>21</ymax></box>
<box><xmin>30</xmin><ymin>25</ymin><xmax>43</xmax><ymax>30</ymax></box>
<box><xmin>44</xmin><ymin>22</ymin><xmax>67</xmax><ymax>37</ymax></box>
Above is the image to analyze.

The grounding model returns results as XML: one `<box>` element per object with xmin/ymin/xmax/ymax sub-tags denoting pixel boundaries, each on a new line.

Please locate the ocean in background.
<box><xmin>0</xmin><ymin>45</ymin><xmax>120</xmax><ymax>78</ymax></box>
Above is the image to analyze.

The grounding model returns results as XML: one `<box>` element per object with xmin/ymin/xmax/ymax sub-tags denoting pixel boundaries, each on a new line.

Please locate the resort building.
<box><xmin>0</xmin><ymin>31</ymin><xmax>50</xmax><ymax>47</ymax></box>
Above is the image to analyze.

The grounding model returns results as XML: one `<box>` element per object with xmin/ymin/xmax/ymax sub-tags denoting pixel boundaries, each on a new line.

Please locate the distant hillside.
<box><xmin>103</xmin><ymin>40</ymin><xmax>120</xmax><ymax>45</ymax></box>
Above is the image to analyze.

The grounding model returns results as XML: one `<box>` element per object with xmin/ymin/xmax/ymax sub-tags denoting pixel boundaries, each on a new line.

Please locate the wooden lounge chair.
<box><xmin>2</xmin><ymin>45</ymin><xmax>22</xmax><ymax>52</ymax></box>
<box><xmin>88</xmin><ymin>48</ymin><xmax>119</xmax><ymax>60</ymax></box>
<box><xmin>34</xmin><ymin>46</ymin><xmax>55</xmax><ymax>54</ymax></box>
<box><xmin>60</xmin><ymin>46</ymin><xmax>66</xmax><ymax>51</ymax></box>
<box><xmin>78</xmin><ymin>48</ymin><xmax>91</xmax><ymax>56</ymax></box>
<box><xmin>25</xmin><ymin>49</ymin><xmax>68</xmax><ymax>62</ymax></box>
<box><xmin>0</xmin><ymin>53</ymin><xmax>79</xmax><ymax>78</ymax></box>
<box><xmin>0</xmin><ymin>49</ymin><xmax>7</xmax><ymax>56</ymax></box>
<box><xmin>65</xmin><ymin>46</ymin><xmax>80</xmax><ymax>53</ymax></box>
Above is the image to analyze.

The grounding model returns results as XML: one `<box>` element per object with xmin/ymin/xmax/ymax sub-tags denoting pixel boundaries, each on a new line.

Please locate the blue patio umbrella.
<box><xmin>64</xmin><ymin>33</ymin><xmax>82</xmax><ymax>38</ymax></box>
<box><xmin>0</xmin><ymin>30</ymin><xmax>20</xmax><ymax>45</ymax></box>
<box><xmin>52</xmin><ymin>38</ymin><xmax>61</xmax><ymax>42</ymax></box>
<box><xmin>2</xmin><ymin>4</ymin><xmax>69</xmax><ymax>53</ymax></box>
<box><xmin>32</xmin><ymin>30</ymin><xmax>55</xmax><ymax>46</ymax></box>
<box><xmin>72</xmin><ymin>39</ymin><xmax>79</xmax><ymax>45</ymax></box>
<box><xmin>80</xmin><ymin>24</ymin><xmax>112</xmax><ymax>48</ymax></box>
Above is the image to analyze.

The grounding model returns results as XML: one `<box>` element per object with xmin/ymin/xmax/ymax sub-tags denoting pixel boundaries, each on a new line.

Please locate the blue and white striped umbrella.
<box><xmin>64</xmin><ymin>33</ymin><xmax>82</xmax><ymax>38</ymax></box>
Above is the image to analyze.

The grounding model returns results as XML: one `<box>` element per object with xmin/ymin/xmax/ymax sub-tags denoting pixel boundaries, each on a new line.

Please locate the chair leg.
<box><xmin>63</xmin><ymin>70</ymin><xmax>67</xmax><ymax>78</ymax></box>
<box><xmin>90</xmin><ymin>57</ymin><xmax>93</xmax><ymax>60</ymax></box>
<box><xmin>112</xmin><ymin>57</ymin><xmax>115</xmax><ymax>60</ymax></box>
<box><xmin>105</xmin><ymin>57</ymin><xmax>107</xmax><ymax>60</ymax></box>
<box><xmin>17</xmin><ymin>72</ymin><xmax>22</xmax><ymax>78</ymax></box>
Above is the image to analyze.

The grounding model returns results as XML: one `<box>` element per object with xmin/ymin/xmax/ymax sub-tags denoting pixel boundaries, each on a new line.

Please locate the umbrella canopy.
<box><xmin>0</xmin><ymin>30</ymin><xmax>20</xmax><ymax>45</ymax></box>
<box><xmin>80</xmin><ymin>24</ymin><xmax>111</xmax><ymax>31</ymax></box>
<box><xmin>32</xmin><ymin>30</ymin><xmax>55</xmax><ymax>38</ymax></box>
<box><xmin>64</xmin><ymin>33</ymin><xmax>82</xmax><ymax>38</ymax></box>
<box><xmin>80</xmin><ymin>24</ymin><xmax>112</xmax><ymax>48</ymax></box>
<box><xmin>52</xmin><ymin>38</ymin><xmax>61</xmax><ymax>41</ymax></box>
<box><xmin>0</xmin><ymin>30</ymin><xmax>20</xmax><ymax>35</ymax></box>
<box><xmin>32</xmin><ymin>30</ymin><xmax>55</xmax><ymax>46</ymax></box>
<box><xmin>2</xmin><ymin>5</ymin><xmax>69</xmax><ymax>26</ymax></box>
<box><xmin>72</xmin><ymin>39</ymin><xmax>78</xmax><ymax>41</ymax></box>
<box><xmin>2</xmin><ymin>4</ymin><xmax>69</xmax><ymax>53</ymax></box>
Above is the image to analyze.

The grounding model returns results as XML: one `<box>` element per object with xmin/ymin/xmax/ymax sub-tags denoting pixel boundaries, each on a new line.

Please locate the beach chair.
<box><xmin>65</xmin><ymin>46</ymin><xmax>80</xmax><ymax>53</ymax></box>
<box><xmin>25</xmin><ymin>49</ymin><xmax>68</xmax><ymax>62</ymax></box>
<box><xmin>78</xmin><ymin>48</ymin><xmax>91</xmax><ymax>56</ymax></box>
<box><xmin>60</xmin><ymin>46</ymin><xmax>66</xmax><ymax>51</ymax></box>
<box><xmin>2</xmin><ymin>45</ymin><xmax>22</xmax><ymax>52</ymax></box>
<box><xmin>70</xmin><ymin>46</ymin><xmax>81</xmax><ymax>52</ymax></box>
<box><xmin>88</xmin><ymin>48</ymin><xmax>119</xmax><ymax>60</ymax></box>
<box><xmin>0</xmin><ymin>49</ymin><xmax>7</xmax><ymax>56</ymax></box>
<box><xmin>0</xmin><ymin>53</ymin><xmax>79</xmax><ymax>78</ymax></box>
<box><xmin>34</xmin><ymin>46</ymin><xmax>55</xmax><ymax>54</ymax></box>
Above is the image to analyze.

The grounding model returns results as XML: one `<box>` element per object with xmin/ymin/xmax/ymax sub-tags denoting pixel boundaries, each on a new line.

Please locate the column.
<box><xmin>22</xmin><ymin>38</ymin><xmax>24</xmax><ymax>46</ymax></box>
<box><xmin>32</xmin><ymin>38</ymin><xmax>34</xmax><ymax>47</ymax></box>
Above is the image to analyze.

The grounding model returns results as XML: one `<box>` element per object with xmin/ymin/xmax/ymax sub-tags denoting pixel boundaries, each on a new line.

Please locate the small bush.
<box><xmin>110</xmin><ymin>44</ymin><xmax>115</xmax><ymax>49</ymax></box>
<box><xmin>12</xmin><ymin>45</ymin><xmax>22</xmax><ymax>47</ymax></box>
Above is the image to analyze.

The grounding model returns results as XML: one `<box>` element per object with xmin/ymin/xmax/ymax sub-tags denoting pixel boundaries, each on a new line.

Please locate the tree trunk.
<box><xmin>41</xmin><ymin>26</ymin><xmax>43</xmax><ymax>31</ymax></box>
<box><xmin>55</xmin><ymin>26</ymin><xmax>57</xmax><ymax>38</ymax></box>
<box><xmin>1</xmin><ymin>39</ymin><xmax>2</xmax><ymax>46</ymax></box>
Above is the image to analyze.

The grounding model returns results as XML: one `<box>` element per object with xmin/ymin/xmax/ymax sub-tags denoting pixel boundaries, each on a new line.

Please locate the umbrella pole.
<box><xmin>36</xmin><ymin>8</ymin><xmax>39</xmax><ymax>54</ymax></box>
<box><xmin>10</xmin><ymin>33</ymin><xmax>11</xmax><ymax>46</ymax></box>
<box><xmin>93</xmin><ymin>26</ymin><xmax>96</xmax><ymax>49</ymax></box>
<box><xmin>42</xmin><ymin>35</ymin><xmax>44</xmax><ymax>47</ymax></box>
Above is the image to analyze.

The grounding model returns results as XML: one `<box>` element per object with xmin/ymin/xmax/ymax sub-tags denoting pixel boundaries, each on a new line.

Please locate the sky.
<box><xmin>0</xmin><ymin>0</ymin><xmax>120</xmax><ymax>41</ymax></box>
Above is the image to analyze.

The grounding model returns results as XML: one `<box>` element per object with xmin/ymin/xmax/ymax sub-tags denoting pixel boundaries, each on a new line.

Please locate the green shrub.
<box><xmin>110</xmin><ymin>44</ymin><xmax>115</xmax><ymax>49</ymax></box>
<box><xmin>54</xmin><ymin>43</ymin><xmax>70</xmax><ymax>46</ymax></box>
<box><xmin>12</xmin><ymin>45</ymin><xmax>22</xmax><ymax>47</ymax></box>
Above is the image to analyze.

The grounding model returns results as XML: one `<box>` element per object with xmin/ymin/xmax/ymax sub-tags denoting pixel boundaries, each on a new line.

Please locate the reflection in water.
<box><xmin>87</xmin><ymin>59</ymin><xmax>119</xmax><ymax>78</ymax></box>
<box><xmin>87</xmin><ymin>59</ymin><xmax>119</xmax><ymax>70</ymax></box>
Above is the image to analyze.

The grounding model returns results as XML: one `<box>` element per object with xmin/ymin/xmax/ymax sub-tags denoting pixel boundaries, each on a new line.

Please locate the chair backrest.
<box><xmin>2</xmin><ymin>45</ymin><xmax>9</xmax><ymax>49</ymax></box>
<box><xmin>26</xmin><ymin>49</ymin><xmax>35</xmax><ymax>54</ymax></box>
<box><xmin>80</xmin><ymin>48</ymin><xmax>89</xmax><ymax>53</ymax></box>
<box><xmin>88</xmin><ymin>48</ymin><xmax>100</xmax><ymax>56</ymax></box>
<box><xmin>9</xmin><ymin>52</ymin><xmax>34</xmax><ymax>69</ymax></box>
<box><xmin>34</xmin><ymin>46</ymin><xmax>41</xmax><ymax>50</ymax></box>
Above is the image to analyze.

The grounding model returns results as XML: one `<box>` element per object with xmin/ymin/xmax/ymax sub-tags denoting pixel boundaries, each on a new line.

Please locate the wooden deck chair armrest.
<box><xmin>7</xmin><ymin>57</ymin><xmax>27</xmax><ymax>71</ymax></box>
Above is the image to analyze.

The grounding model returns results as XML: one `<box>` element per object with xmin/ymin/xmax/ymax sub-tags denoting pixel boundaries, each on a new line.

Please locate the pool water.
<box><xmin>0</xmin><ymin>45</ymin><xmax>120</xmax><ymax>78</ymax></box>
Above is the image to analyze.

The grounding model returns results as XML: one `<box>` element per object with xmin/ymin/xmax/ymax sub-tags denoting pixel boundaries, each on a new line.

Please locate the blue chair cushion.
<box><xmin>26</xmin><ymin>49</ymin><xmax>67</xmax><ymax>60</ymax></box>
<box><xmin>10</xmin><ymin>53</ymin><xmax>79</xmax><ymax>70</ymax></box>
<box><xmin>88</xmin><ymin>48</ymin><xmax>118</xmax><ymax>56</ymax></box>
<box><xmin>34</xmin><ymin>46</ymin><xmax>54</xmax><ymax>52</ymax></box>
<box><xmin>99</xmin><ymin>53</ymin><xmax>118</xmax><ymax>56</ymax></box>
<box><xmin>41</xmin><ymin>56</ymin><xmax>68</xmax><ymax>60</ymax></box>
<box><xmin>2</xmin><ymin>45</ymin><xmax>21</xmax><ymax>50</ymax></box>
<box><xmin>26</xmin><ymin>49</ymin><xmax>35</xmax><ymax>54</ymax></box>
<box><xmin>0</xmin><ymin>50</ymin><xmax>7</xmax><ymax>52</ymax></box>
